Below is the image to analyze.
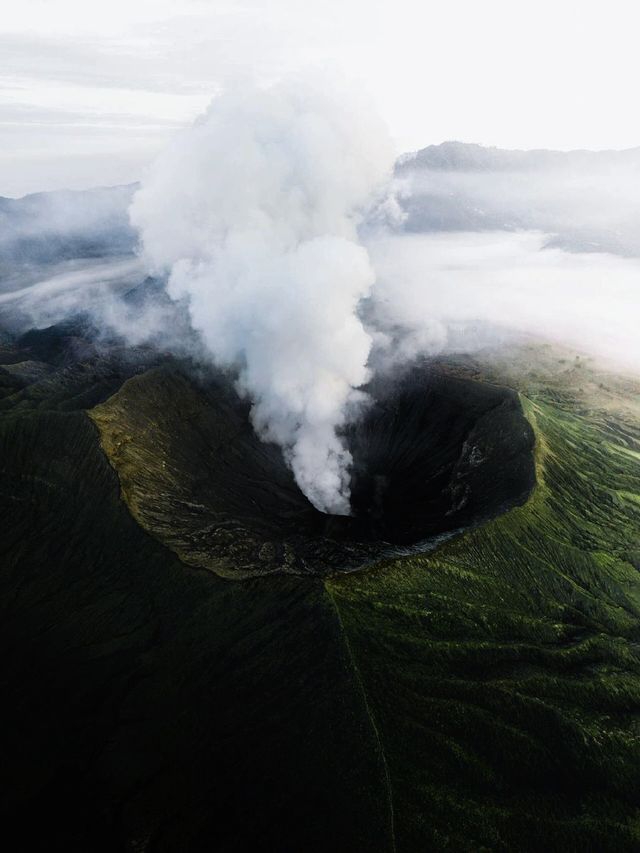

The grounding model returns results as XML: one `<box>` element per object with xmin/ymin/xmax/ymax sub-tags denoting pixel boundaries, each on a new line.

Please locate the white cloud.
<box><xmin>3</xmin><ymin>0</ymin><xmax>640</xmax><ymax>194</ymax></box>
<box><xmin>368</xmin><ymin>231</ymin><xmax>640</xmax><ymax>371</ymax></box>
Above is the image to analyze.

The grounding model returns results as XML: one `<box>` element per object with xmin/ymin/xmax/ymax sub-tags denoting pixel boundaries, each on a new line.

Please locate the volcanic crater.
<box><xmin>91</xmin><ymin>361</ymin><xmax>536</xmax><ymax>578</ymax></box>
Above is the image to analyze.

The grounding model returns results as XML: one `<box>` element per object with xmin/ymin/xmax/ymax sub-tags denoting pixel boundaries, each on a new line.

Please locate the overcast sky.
<box><xmin>2</xmin><ymin>0</ymin><xmax>639</xmax><ymax>197</ymax></box>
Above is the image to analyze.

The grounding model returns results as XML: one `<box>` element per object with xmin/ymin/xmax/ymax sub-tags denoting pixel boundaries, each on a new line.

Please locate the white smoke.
<box><xmin>130</xmin><ymin>79</ymin><xmax>394</xmax><ymax>514</ymax></box>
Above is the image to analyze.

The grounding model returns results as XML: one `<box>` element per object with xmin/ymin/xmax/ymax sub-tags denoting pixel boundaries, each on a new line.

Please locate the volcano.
<box><xmin>2</xmin><ymin>318</ymin><xmax>640</xmax><ymax>853</ymax></box>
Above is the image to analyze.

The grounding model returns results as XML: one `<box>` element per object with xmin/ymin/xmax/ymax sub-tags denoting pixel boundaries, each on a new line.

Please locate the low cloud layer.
<box><xmin>368</xmin><ymin>230</ymin><xmax>640</xmax><ymax>371</ymax></box>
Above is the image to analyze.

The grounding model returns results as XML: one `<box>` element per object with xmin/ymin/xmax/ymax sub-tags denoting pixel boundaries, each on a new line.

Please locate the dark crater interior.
<box><xmin>289</xmin><ymin>366</ymin><xmax>536</xmax><ymax>564</ymax></box>
<box><xmin>342</xmin><ymin>367</ymin><xmax>536</xmax><ymax>546</ymax></box>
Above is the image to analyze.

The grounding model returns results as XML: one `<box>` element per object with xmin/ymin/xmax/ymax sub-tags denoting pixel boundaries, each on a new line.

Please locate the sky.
<box><xmin>2</xmin><ymin>0</ymin><xmax>640</xmax><ymax>196</ymax></box>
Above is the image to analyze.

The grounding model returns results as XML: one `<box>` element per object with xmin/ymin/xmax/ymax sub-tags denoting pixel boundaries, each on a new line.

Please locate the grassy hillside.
<box><xmin>328</xmin><ymin>387</ymin><xmax>640</xmax><ymax>850</ymax></box>
<box><xmin>1</xmin><ymin>333</ymin><xmax>639</xmax><ymax>851</ymax></box>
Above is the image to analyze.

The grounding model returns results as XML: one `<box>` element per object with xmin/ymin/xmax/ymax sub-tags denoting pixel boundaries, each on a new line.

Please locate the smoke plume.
<box><xmin>129</xmin><ymin>79</ymin><xmax>394</xmax><ymax>514</ymax></box>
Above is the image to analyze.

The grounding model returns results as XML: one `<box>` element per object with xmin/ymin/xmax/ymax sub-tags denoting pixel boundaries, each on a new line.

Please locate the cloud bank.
<box><xmin>368</xmin><ymin>230</ymin><xmax>640</xmax><ymax>371</ymax></box>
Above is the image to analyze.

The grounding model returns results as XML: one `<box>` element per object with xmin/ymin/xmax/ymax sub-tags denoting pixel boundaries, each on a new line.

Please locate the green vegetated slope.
<box><xmin>2</xmin><ymin>331</ymin><xmax>640</xmax><ymax>852</ymax></box>
<box><xmin>0</xmin><ymin>413</ymin><xmax>394</xmax><ymax>853</ymax></box>
<box><xmin>328</xmin><ymin>351</ymin><xmax>640</xmax><ymax>852</ymax></box>
<box><xmin>0</xmin><ymin>337</ymin><xmax>394</xmax><ymax>852</ymax></box>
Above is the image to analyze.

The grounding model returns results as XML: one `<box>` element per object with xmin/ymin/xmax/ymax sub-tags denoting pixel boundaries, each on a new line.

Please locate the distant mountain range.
<box><xmin>397</xmin><ymin>139</ymin><xmax>640</xmax><ymax>172</ymax></box>
<box><xmin>395</xmin><ymin>142</ymin><xmax>640</xmax><ymax>255</ymax></box>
